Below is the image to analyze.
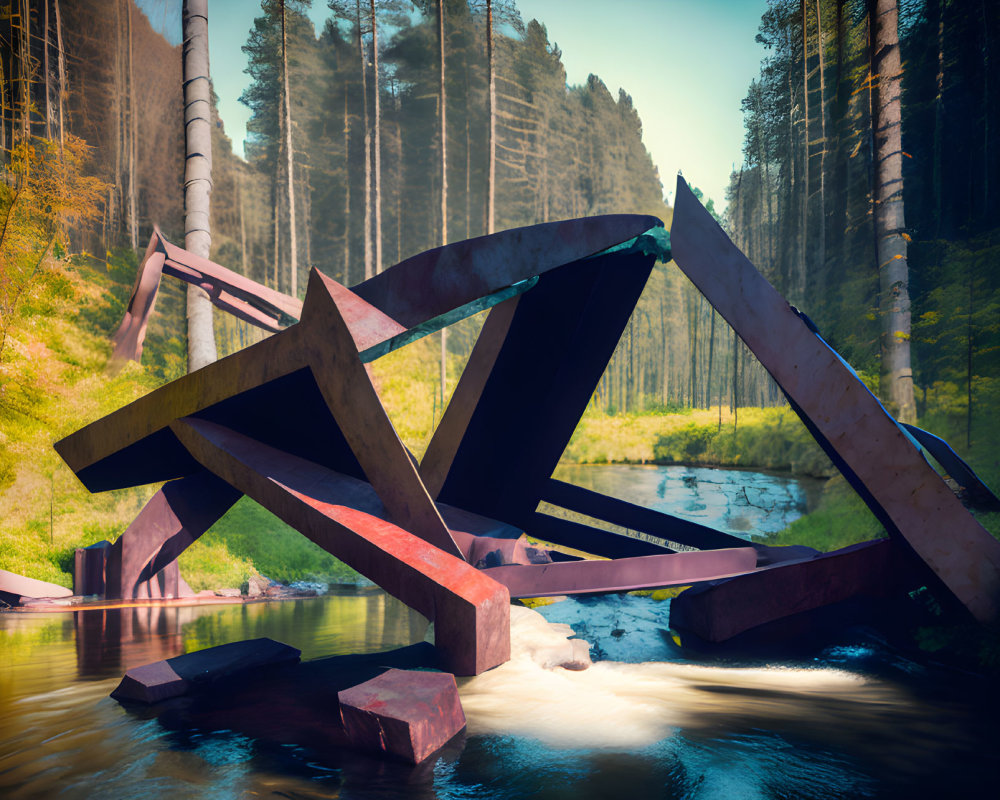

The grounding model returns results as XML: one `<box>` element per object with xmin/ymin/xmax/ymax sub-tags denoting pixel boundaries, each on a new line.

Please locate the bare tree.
<box><xmin>183</xmin><ymin>0</ymin><xmax>217</xmax><ymax>372</ymax></box>
<box><xmin>438</xmin><ymin>0</ymin><xmax>447</xmax><ymax>409</ymax></box>
<box><xmin>280</xmin><ymin>0</ymin><xmax>299</xmax><ymax>297</ymax></box>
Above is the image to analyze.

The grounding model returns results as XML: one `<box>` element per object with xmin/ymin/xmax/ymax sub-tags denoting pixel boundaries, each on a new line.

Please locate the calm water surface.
<box><xmin>1</xmin><ymin>466</ymin><xmax>997</xmax><ymax>798</ymax></box>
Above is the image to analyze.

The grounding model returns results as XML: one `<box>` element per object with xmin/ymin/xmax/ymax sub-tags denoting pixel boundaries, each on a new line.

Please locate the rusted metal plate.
<box><xmin>111</xmin><ymin>638</ymin><xmax>301</xmax><ymax>704</ymax></box>
<box><xmin>420</xmin><ymin>296</ymin><xmax>520</xmax><ymax>500</ymax></box>
<box><xmin>170</xmin><ymin>417</ymin><xmax>511</xmax><ymax>676</ymax></box>
<box><xmin>302</xmin><ymin>269</ymin><xmax>462</xmax><ymax>559</ymax></box>
<box><xmin>0</xmin><ymin>568</ymin><xmax>73</xmax><ymax>603</ymax></box>
<box><xmin>541</xmin><ymin>478</ymin><xmax>750</xmax><ymax>551</ymax></box>
<box><xmin>669</xmin><ymin>539</ymin><xmax>909</xmax><ymax>642</ymax></box>
<box><xmin>433</xmin><ymin>251</ymin><xmax>656</xmax><ymax>545</ymax></box>
<box><xmin>670</xmin><ymin>175</ymin><xmax>1000</xmax><ymax>622</ymax></box>
<box><xmin>482</xmin><ymin>547</ymin><xmax>758</xmax><ymax>598</ymax></box>
<box><xmin>111</xmin><ymin>228</ymin><xmax>303</xmax><ymax>364</ymax></box>
<box><xmin>353</xmin><ymin>214</ymin><xmax>662</xmax><ymax>328</ymax></box>
<box><xmin>104</xmin><ymin>471</ymin><xmax>241</xmax><ymax>599</ymax></box>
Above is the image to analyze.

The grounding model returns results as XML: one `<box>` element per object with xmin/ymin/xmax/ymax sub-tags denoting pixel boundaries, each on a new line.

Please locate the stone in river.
<box><xmin>338</xmin><ymin>668</ymin><xmax>466</xmax><ymax>763</ymax></box>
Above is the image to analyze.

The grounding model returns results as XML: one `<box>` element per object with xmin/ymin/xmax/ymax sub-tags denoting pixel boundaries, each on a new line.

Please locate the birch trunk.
<box><xmin>183</xmin><ymin>0</ymin><xmax>217</xmax><ymax>372</ymax></box>
<box><xmin>870</xmin><ymin>0</ymin><xmax>915</xmax><ymax>421</ymax></box>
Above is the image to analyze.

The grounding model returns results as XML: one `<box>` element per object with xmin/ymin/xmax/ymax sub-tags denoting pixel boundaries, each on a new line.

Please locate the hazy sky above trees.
<box><xmin>137</xmin><ymin>0</ymin><xmax>768</xmax><ymax>211</ymax></box>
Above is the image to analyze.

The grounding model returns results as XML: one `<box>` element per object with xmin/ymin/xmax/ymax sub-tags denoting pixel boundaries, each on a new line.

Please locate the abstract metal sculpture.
<box><xmin>57</xmin><ymin>178</ymin><xmax>1000</xmax><ymax>669</ymax></box>
<box><xmin>110</xmin><ymin>226</ymin><xmax>302</xmax><ymax>365</ymax></box>
<box><xmin>62</xmin><ymin>213</ymin><xmax>759</xmax><ymax>673</ymax></box>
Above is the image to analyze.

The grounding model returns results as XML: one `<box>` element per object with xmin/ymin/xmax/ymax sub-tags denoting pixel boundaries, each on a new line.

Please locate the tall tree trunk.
<box><xmin>114</xmin><ymin>0</ymin><xmax>124</xmax><ymax>234</ymax></box>
<box><xmin>303</xmin><ymin>165</ymin><xmax>312</xmax><ymax>269</ymax></box>
<box><xmin>370</xmin><ymin>0</ymin><xmax>383</xmax><ymax>274</ymax></box>
<box><xmin>1</xmin><ymin>54</ymin><xmax>7</xmax><ymax>159</ymax></box>
<box><xmin>43</xmin><ymin>0</ymin><xmax>51</xmax><ymax>140</ymax></box>
<box><xmin>933</xmin><ymin>0</ymin><xmax>944</xmax><ymax>236</ymax></box>
<box><xmin>239</xmin><ymin>173</ymin><xmax>249</xmax><ymax>275</ymax></box>
<box><xmin>280</xmin><ymin>0</ymin><xmax>299</xmax><ymax>297</ymax></box>
<box><xmin>343</xmin><ymin>87</ymin><xmax>351</xmax><ymax>284</ymax></box>
<box><xmin>355</xmin><ymin>0</ymin><xmax>372</xmax><ymax>280</ymax></box>
<box><xmin>19</xmin><ymin>0</ymin><xmax>30</xmax><ymax>141</ymax></box>
<box><xmin>182</xmin><ymin>0</ymin><xmax>217</xmax><ymax>372</ymax></box>
<box><xmin>485</xmin><ymin>0</ymin><xmax>496</xmax><ymax>234</ymax></box>
<box><xmin>733</xmin><ymin>330</ymin><xmax>739</xmax><ymax>430</ymax></box>
<box><xmin>127</xmin><ymin>0</ymin><xmax>138</xmax><ymax>249</ymax></box>
<box><xmin>966</xmin><ymin>261</ymin><xmax>974</xmax><ymax>447</ymax></box>
<box><xmin>54</xmin><ymin>0</ymin><xmax>65</xmax><ymax>152</ymax></box>
<box><xmin>801</xmin><ymin>0</ymin><xmax>810</xmax><ymax>299</ymax></box>
<box><xmin>814</xmin><ymin>0</ymin><xmax>827</xmax><ymax>283</ymax></box>
<box><xmin>870</xmin><ymin>0</ymin><xmax>915</xmax><ymax>422</ymax></box>
<box><xmin>706</xmin><ymin>309</ymin><xmax>716</xmax><ymax>416</ymax></box>
<box><xmin>981</xmin><ymin>0</ymin><xmax>990</xmax><ymax>220</ymax></box>
<box><xmin>438</xmin><ymin>0</ymin><xmax>448</xmax><ymax>410</ymax></box>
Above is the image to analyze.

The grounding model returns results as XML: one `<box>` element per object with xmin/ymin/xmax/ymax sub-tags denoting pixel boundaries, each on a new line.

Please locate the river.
<box><xmin>1</xmin><ymin>465</ymin><xmax>997</xmax><ymax>798</ymax></box>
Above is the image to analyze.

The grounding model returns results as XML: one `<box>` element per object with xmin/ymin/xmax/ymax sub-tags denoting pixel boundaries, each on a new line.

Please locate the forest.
<box><xmin>0</xmin><ymin>0</ymin><xmax>997</xmax><ymax>589</ymax></box>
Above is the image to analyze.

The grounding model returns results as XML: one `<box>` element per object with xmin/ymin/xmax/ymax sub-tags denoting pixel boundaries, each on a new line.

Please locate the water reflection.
<box><xmin>554</xmin><ymin>463</ymin><xmax>824</xmax><ymax>537</ymax></box>
<box><xmin>2</xmin><ymin>587</ymin><xmax>998</xmax><ymax>798</ymax></box>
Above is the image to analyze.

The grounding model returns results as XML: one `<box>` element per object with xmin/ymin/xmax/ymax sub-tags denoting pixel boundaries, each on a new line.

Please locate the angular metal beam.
<box><xmin>670</xmin><ymin>175</ymin><xmax>1000</xmax><ymax>623</ymax></box>
<box><xmin>170</xmin><ymin>417</ymin><xmax>510</xmax><ymax>676</ymax></box>
<box><xmin>482</xmin><ymin>546</ymin><xmax>758</xmax><ymax>599</ymax></box>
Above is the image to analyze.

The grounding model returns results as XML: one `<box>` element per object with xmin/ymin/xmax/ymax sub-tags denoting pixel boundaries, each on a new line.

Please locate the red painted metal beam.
<box><xmin>169</xmin><ymin>417</ymin><xmax>510</xmax><ymax>676</ymax></box>
<box><xmin>482</xmin><ymin>547</ymin><xmax>758</xmax><ymax>599</ymax></box>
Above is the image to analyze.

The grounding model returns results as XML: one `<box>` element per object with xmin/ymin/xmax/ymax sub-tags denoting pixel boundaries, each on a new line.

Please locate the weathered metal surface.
<box><xmin>420</xmin><ymin>296</ymin><xmax>520</xmax><ymax>500</ymax></box>
<box><xmin>670</xmin><ymin>175</ymin><xmax>1000</xmax><ymax>623</ymax></box>
<box><xmin>482</xmin><ymin>547</ymin><xmax>758</xmax><ymax>599</ymax></box>
<box><xmin>111</xmin><ymin>638</ymin><xmax>301</xmax><ymax>704</ymax></box>
<box><xmin>901</xmin><ymin>423</ymin><xmax>1000</xmax><ymax>509</ymax></box>
<box><xmin>301</xmin><ymin>269</ymin><xmax>463</xmax><ymax>558</ymax></box>
<box><xmin>338</xmin><ymin>669</ymin><xmax>466</xmax><ymax>763</ymax></box>
<box><xmin>103</xmin><ymin>471</ymin><xmax>241</xmax><ymax>600</ymax></box>
<box><xmin>111</xmin><ymin>228</ymin><xmax>303</xmax><ymax>364</ymax></box>
<box><xmin>353</xmin><ymin>215</ymin><xmax>662</xmax><ymax>328</ymax></box>
<box><xmin>669</xmin><ymin>539</ymin><xmax>908</xmax><ymax>642</ymax></box>
<box><xmin>74</xmin><ymin>541</ymin><xmax>110</xmax><ymax>596</ymax></box>
<box><xmin>0</xmin><ymin>568</ymin><xmax>73</xmax><ymax>604</ymax></box>
<box><xmin>169</xmin><ymin>417</ymin><xmax>511</xmax><ymax>676</ymax></box>
<box><xmin>433</xmin><ymin>251</ymin><xmax>657</xmax><ymax>543</ymax></box>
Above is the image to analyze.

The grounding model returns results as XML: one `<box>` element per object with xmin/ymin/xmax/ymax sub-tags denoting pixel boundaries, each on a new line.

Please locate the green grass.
<box><xmin>565</xmin><ymin>405</ymin><xmax>835</xmax><ymax>477</ymax></box>
<box><xmin>186</xmin><ymin>497</ymin><xmax>360</xmax><ymax>591</ymax></box>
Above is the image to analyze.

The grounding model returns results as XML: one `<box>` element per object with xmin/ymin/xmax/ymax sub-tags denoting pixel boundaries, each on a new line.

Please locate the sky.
<box><xmin>138</xmin><ymin>0</ymin><xmax>769</xmax><ymax>211</ymax></box>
